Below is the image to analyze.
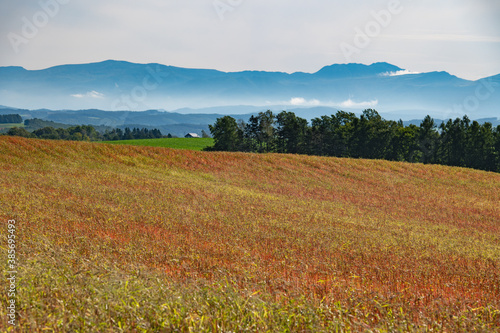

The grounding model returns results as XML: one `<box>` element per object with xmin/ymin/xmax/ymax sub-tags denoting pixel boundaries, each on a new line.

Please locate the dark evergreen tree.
<box><xmin>418</xmin><ymin>116</ymin><xmax>439</xmax><ymax>164</ymax></box>
<box><xmin>465</xmin><ymin>121</ymin><xmax>496</xmax><ymax>171</ymax></box>
<box><xmin>275</xmin><ymin>111</ymin><xmax>309</xmax><ymax>154</ymax></box>
<box><xmin>350</xmin><ymin>109</ymin><xmax>392</xmax><ymax>159</ymax></box>
<box><xmin>208</xmin><ymin>116</ymin><xmax>243</xmax><ymax>151</ymax></box>
<box><xmin>310</xmin><ymin>115</ymin><xmax>334</xmax><ymax>156</ymax></box>
<box><xmin>389</xmin><ymin>122</ymin><xmax>420</xmax><ymax>162</ymax></box>
<box><xmin>494</xmin><ymin>125</ymin><xmax>500</xmax><ymax>171</ymax></box>
<box><xmin>123</xmin><ymin>128</ymin><xmax>134</xmax><ymax>140</ymax></box>
<box><xmin>331</xmin><ymin>111</ymin><xmax>357</xmax><ymax>157</ymax></box>
<box><xmin>244</xmin><ymin>115</ymin><xmax>260</xmax><ymax>152</ymax></box>
<box><xmin>439</xmin><ymin>117</ymin><xmax>468</xmax><ymax>167</ymax></box>
<box><xmin>259</xmin><ymin>110</ymin><xmax>276</xmax><ymax>152</ymax></box>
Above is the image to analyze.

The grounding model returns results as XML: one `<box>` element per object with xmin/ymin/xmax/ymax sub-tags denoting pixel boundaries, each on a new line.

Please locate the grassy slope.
<box><xmin>101</xmin><ymin>137</ymin><xmax>214</xmax><ymax>151</ymax></box>
<box><xmin>0</xmin><ymin>123</ymin><xmax>24</xmax><ymax>128</ymax></box>
<box><xmin>0</xmin><ymin>123</ymin><xmax>24</xmax><ymax>133</ymax></box>
<box><xmin>0</xmin><ymin>136</ymin><xmax>499</xmax><ymax>332</ymax></box>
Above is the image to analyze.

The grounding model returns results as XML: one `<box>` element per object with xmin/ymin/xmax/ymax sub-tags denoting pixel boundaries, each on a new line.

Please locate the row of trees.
<box><xmin>207</xmin><ymin>110</ymin><xmax>500</xmax><ymax>173</ymax></box>
<box><xmin>102</xmin><ymin>127</ymin><xmax>163</xmax><ymax>141</ymax></box>
<box><xmin>7</xmin><ymin>126</ymin><xmax>163</xmax><ymax>141</ymax></box>
<box><xmin>0</xmin><ymin>114</ymin><xmax>23</xmax><ymax>124</ymax></box>
<box><xmin>8</xmin><ymin>125</ymin><xmax>103</xmax><ymax>141</ymax></box>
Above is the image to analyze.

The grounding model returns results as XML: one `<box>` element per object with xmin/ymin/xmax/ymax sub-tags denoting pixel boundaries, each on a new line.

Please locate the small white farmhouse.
<box><xmin>185</xmin><ymin>133</ymin><xmax>200</xmax><ymax>138</ymax></box>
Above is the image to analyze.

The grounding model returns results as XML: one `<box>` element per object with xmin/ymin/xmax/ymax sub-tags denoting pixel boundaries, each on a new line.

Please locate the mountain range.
<box><xmin>0</xmin><ymin>60</ymin><xmax>499</xmax><ymax>122</ymax></box>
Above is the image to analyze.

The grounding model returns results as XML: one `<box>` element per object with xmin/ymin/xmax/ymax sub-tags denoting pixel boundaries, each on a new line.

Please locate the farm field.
<box><xmin>101</xmin><ymin>137</ymin><xmax>214</xmax><ymax>151</ymax></box>
<box><xmin>1</xmin><ymin>136</ymin><xmax>499</xmax><ymax>332</ymax></box>
<box><xmin>0</xmin><ymin>123</ymin><xmax>24</xmax><ymax>130</ymax></box>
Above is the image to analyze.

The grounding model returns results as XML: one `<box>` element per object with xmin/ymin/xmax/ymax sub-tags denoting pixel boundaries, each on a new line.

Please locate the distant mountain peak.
<box><xmin>315</xmin><ymin>62</ymin><xmax>403</xmax><ymax>78</ymax></box>
<box><xmin>0</xmin><ymin>66</ymin><xmax>26</xmax><ymax>73</ymax></box>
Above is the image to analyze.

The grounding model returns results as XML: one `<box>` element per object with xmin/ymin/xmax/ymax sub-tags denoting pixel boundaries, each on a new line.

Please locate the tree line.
<box><xmin>0</xmin><ymin>114</ymin><xmax>23</xmax><ymax>123</ymax></box>
<box><xmin>206</xmin><ymin>109</ymin><xmax>500</xmax><ymax>173</ymax></box>
<box><xmin>101</xmin><ymin>127</ymin><xmax>163</xmax><ymax>141</ymax></box>
<box><xmin>6</xmin><ymin>125</ymin><xmax>163</xmax><ymax>141</ymax></box>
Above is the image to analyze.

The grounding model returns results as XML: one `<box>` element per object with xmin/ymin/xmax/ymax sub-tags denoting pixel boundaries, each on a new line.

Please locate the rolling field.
<box><xmin>101</xmin><ymin>137</ymin><xmax>214</xmax><ymax>151</ymax></box>
<box><xmin>0</xmin><ymin>123</ymin><xmax>24</xmax><ymax>130</ymax></box>
<box><xmin>1</xmin><ymin>136</ymin><xmax>499</xmax><ymax>332</ymax></box>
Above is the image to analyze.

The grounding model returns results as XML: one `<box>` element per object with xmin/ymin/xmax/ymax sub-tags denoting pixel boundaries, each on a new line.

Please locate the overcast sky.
<box><xmin>1</xmin><ymin>0</ymin><xmax>499</xmax><ymax>80</ymax></box>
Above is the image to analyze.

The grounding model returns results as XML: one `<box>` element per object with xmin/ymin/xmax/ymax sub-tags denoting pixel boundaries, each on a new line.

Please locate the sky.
<box><xmin>0</xmin><ymin>0</ymin><xmax>499</xmax><ymax>81</ymax></box>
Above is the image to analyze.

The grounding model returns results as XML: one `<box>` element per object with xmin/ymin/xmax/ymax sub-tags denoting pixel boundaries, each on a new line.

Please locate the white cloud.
<box><xmin>338</xmin><ymin>99</ymin><xmax>378</xmax><ymax>108</ymax></box>
<box><xmin>380</xmin><ymin>69</ymin><xmax>421</xmax><ymax>77</ymax></box>
<box><xmin>282</xmin><ymin>97</ymin><xmax>378</xmax><ymax>109</ymax></box>
<box><xmin>71</xmin><ymin>90</ymin><xmax>105</xmax><ymax>99</ymax></box>
<box><xmin>289</xmin><ymin>97</ymin><xmax>321</xmax><ymax>106</ymax></box>
<box><xmin>89</xmin><ymin>91</ymin><xmax>105</xmax><ymax>98</ymax></box>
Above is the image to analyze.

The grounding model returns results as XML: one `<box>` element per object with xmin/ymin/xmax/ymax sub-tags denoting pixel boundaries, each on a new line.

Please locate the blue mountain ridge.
<box><xmin>0</xmin><ymin>60</ymin><xmax>498</xmax><ymax>120</ymax></box>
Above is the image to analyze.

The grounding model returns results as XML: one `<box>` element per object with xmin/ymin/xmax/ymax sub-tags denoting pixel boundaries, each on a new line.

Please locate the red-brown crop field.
<box><xmin>1</xmin><ymin>136</ymin><xmax>499</xmax><ymax>332</ymax></box>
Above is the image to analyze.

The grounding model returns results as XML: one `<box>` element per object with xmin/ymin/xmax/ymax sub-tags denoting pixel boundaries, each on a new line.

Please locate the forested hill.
<box><xmin>207</xmin><ymin>109</ymin><xmax>500</xmax><ymax>173</ymax></box>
